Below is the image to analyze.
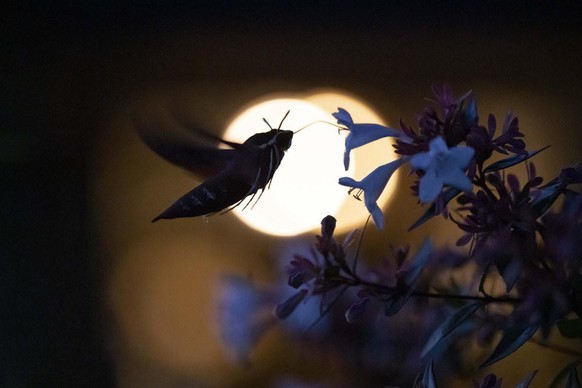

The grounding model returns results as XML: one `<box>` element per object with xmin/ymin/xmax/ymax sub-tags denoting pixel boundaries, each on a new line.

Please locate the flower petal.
<box><xmin>338</xmin><ymin>176</ymin><xmax>360</xmax><ymax>188</ymax></box>
<box><xmin>448</xmin><ymin>145</ymin><xmax>475</xmax><ymax>168</ymax></box>
<box><xmin>428</xmin><ymin>136</ymin><xmax>448</xmax><ymax>153</ymax></box>
<box><xmin>442</xmin><ymin>170</ymin><xmax>473</xmax><ymax>192</ymax></box>
<box><xmin>412</xmin><ymin>137</ymin><xmax>474</xmax><ymax>203</ymax></box>
<box><xmin>347</xmin><ymin>123</ymin><xmax>401</xmax><ymax>150</ymax></box>
<box><xmin>340</xmin><ymin>158</ymin><xmax>408</xmax><ymax>228</ymax></box>
<box><xmin>335</xmin><ymin>108</ymin><xmax>402</xmax><ymax>170</ymax></box>
<box><xmin>418</xmin><ymin>169</ymin><xmax>444</xmax><ymax>203</ymax></box>
<box><xmin>345</xmin><ymin>125</ymin><xmax>398</xmax><ymax>170</ymax></box>
<box><xmin>368</xmin><ymin>202</ymin><xmax>384</xmax><ymax>229</ymax></box>
<box><xmin>410</xmin><ymin>152</ymin><xmax>434</xmax><ymax>170</ymax></box>
<box><xmin>332</xmin><ymin>107</ymin><xmax>353</xmax><ymax>126</ymax></box>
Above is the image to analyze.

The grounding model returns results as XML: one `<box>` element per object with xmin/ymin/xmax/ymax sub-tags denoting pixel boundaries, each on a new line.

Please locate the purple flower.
<box><xmin>512</xmin><ymin>271</ymin><xmax>570</xmax><ymax>338</ymax></box>
<box><xmin>410</xmin><ymin>136</ymin><xmax>474</xmax><ymax>203</ymax></box>
<box><xmin>287</xmin><ymin>254</ymin><xmax>321</xmax><ymax>288</ymax></box>
<box><xmin>333</xmin><ymin>107</ymin><xmax>403</xmax><ymax>170</ymax></box>
<box><xmin>491</xmin><ymin>111</ymin><xmax>526</xmax><ymax>155</ymax></box>
<box><xmin>314</xmin><ymin>215</ymin><xmax>340</xmax><ymax>260</ymax></box>
<box><xmin>217</xmin><ymin>275</ymin><xmax>276</xmax><ymax>364</ymax></box>
<box><xmin>394</xmin><ymin>85</ymin><xmax>476</xmax><ymax>156</ymax></box>
<box><xmin>339</xmin><ymin>157</ymin><xmax>408</xmax><ymax>228</ymax></box>
<box><xmin>453</xmin><ymin>172</ymin><xmax>541</xmax><ymax>282</ymax></box>
<box><xmin>472</xmin><ymin>374</ymin><xmax>502</xmax><ymax>388</ymax></box>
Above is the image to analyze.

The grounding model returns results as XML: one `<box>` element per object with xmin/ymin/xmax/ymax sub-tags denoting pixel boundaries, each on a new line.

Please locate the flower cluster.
<box><xmin>337</xmin><ymin>86</ymin><xmax>481</xmax><ymax>229</ymax></box>
<box><xmin>217</xmin><ymin>86</ymin><xmax>582</xmax><ymax>386</ymax></box>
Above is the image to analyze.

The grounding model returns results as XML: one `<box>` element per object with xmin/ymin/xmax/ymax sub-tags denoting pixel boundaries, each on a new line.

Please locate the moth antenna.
<box><xmin>294</xmin><ymin>120</ymin><xmax>346</xmax><ymax>134</ymax></box>
<box><xmin>277</xmin><ymin>110</ymin><xmax>291</xmax><ymax>129</ymax></box>
<box><xmin>262</xmin><ymin>118</ymin><xmax>274</xmax><ymax>130</ymax></box>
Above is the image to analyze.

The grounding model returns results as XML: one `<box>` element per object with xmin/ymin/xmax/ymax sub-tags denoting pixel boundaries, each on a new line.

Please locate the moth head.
<box><xmin>258</xmin><ymin>110</ymin><xmax>293</xmax><ymax>150</ymax></box>
<box><xmin>244</xmin><ymin>128</ymin><xmax>293</xmax><ymax>150</ymax></box>
<box><xmin>274</xmin><ymin>129</ymin><xmax>293</xmax><ymax>150</ymax></box>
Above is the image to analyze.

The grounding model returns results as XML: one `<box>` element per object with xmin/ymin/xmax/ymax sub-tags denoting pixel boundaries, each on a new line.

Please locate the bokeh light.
<box><xmin>224</xmin><ymin>98</ymin><xmax>354</xmax><ymax>236</ymax></box>
<box><xmin>224</xmin><ymin>91</ymin><xmax>400</xmax><ymax>236</ymax></box>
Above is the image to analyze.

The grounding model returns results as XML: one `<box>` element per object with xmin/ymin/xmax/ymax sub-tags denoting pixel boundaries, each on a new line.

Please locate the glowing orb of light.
<box><xmin>224</xmin><ymin>98</ymin><xmax>354</xmax><ymax>236</ymax></box>
<box><xmin>224</xmin><ymin>92</ymin><xmax>399</xmax><ymax>236</ymax></box>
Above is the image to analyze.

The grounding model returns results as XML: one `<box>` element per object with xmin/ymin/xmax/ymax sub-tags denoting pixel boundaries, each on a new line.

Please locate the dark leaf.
<box><xmin>530</xmin><ymin>183</ymin><xmax>563</xmax><ymax>218</ymax></box>
<box><xmin>556</xmin><ymin>319</ymin><xmax>582</xmax><ymax>338</ymax></box>
<box><xmin>531</xmin><ymin>168</ymin><xmax>582</xmax><ymax>217</ymax></box>
<box><xmin>566</xmin><ymin>367</ymin><xmax>582</xmax><ymax>388</ymax></box>
<box><xmin>549</xmin><ymin>362</ymin><xmax>582</xmax><ymax>388</ymax></box>
<box><xmin>483</xmin><ymin>146</ymin><xmax>550</xmax><ymax>174</ymax></box>
<box><xmin>515</xmin><ymin>370</ymin><xmax>538</xmax><ymax>388</ymax></box>
<box><xmin>345</xmin><ymin>297</ymin><xmax>370</xmax><ymax>324</ymax></box>
<box><xmin>400</xmin><ymin>238</ymin><xmax>433</xmax><ymax>286</ymax></box>
<box><xmin>480</xmin><ymin>323</ymin><xmax>538</xmax><ymax>368</ymax></box>
<box><xmin>384</xmin><ymin>290</ymin><xmax>413</xmax><ymax>317</ymax></box>
<box><xmin>409</xmin><ymin>188</ymin><xmax>461</xmax><ymax>231</ymax></box>
<box><xmin>421</xmin><ymin>302</ymin><xmax>483</xmax><ymax>357</ymax></box>
<box><xmin>423</xmin><ymin>359</ymin><xmax>438</xmax><ymax>388</ymax></box>
<box><xmin>274</xmin><ymin>290</ymin><xmax>307</xmax><ymax>319</ymax></box>
<box><xmin>415</xmin><ymin>360</ymin><xmax>438</xmax><ymax>388</ymax></box>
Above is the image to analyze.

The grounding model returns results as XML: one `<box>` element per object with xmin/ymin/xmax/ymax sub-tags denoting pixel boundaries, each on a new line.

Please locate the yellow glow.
<box><xmin>224</xmin><ymin>98</ymin><xmax>355</xmax><ymax>236</ymax></box>
<box><xmin>224</xmin><ymin>91</ymin><xmax>400</xmax><ymax>236</ymax></box>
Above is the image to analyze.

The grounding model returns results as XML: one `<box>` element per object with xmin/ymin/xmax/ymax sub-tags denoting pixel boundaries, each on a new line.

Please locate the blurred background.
<box><xmin>1</xmin><ymin>1</ymin><xmax>582</xmax><ymax>387</ymax></box>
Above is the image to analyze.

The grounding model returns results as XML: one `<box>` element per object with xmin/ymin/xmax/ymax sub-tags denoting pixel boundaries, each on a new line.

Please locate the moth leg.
<box><xmin>267</xmin><ymin>147</ymin><xmax>278</xmax><ymax>189</ymax></box>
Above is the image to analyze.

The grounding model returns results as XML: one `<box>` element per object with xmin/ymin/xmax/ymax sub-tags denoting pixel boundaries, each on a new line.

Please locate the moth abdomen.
<box><xmin>152</xmin><ymin>172</ymin><xmax>254</xmax><ymax>222</ymax></box>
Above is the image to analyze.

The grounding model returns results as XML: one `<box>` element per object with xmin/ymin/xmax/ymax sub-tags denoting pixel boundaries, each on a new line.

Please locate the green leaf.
<box><xmin>557</xmin><ymin>319</ymin><xmax>582</xmax><ymax>338</ymax></box>
<box><xmin>480</xmin><ymin>323</ymin><xmax>538</xmax><ymax>368</ymax></box>
<box><xmin>421</xmin><ymin>302</ymin><xmax>483</xmax><ymax>358</ymax></box>
<box><xmin>483</xmin><ymin>146</ymin><xmax>550</xmax><ymax>173</ymax></box>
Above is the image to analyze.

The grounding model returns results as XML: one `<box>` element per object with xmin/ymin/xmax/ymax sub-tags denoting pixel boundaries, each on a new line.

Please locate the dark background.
<box><xmin>2</xmin><ymin>2</ymin><xmax>582</xmax><ymax>386</ymax></box>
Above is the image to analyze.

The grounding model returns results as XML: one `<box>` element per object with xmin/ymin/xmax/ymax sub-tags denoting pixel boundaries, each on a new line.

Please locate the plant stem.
<box><xmin>351</xmin><ymin>277</ymin><xmax>521</xmax><ymax>304</ymax></box>
<box><xmin>411</xmin><ymin>290</ymin><xmax>520</xmax><ymax>304</ymax></box>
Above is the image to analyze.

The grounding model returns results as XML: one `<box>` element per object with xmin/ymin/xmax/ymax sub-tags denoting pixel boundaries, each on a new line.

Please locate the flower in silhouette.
<box><xmin>339</xmin><ymin>158</ymin><xmax>408</xmax><ymax>228</ymax></box>
<box><xmin>333</xmin><ymin>107</ymin><xmax>403</xmax><ymax>170</ymax></box>
<box><xmin>410</xmin><ymin>136</ymin><xmax>474</xmax><ymax>203</ymax></box>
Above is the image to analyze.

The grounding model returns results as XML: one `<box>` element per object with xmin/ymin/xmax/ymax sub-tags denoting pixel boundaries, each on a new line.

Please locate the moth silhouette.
<box><xmin>137</xmin><ymin>111</ymin><xmax>293</xmax><ymax>222</ymax></box>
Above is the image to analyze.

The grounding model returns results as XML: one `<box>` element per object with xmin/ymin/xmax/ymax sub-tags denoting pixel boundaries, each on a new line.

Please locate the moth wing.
<box><xmin>134</xmin><ymin>115</ymin><xmax>241</xmax><ymax>178</ymax></box>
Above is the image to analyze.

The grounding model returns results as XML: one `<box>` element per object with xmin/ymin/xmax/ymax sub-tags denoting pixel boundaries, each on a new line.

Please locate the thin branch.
<box><xmin>351</xmin><ymin>214</ymin><xmax>371</xmax><ymax>274</ymax></box>
<box><xmin>351</xmin><ymin>277</ymin><xmax>521</xmax><ymax>304</ymax></box>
